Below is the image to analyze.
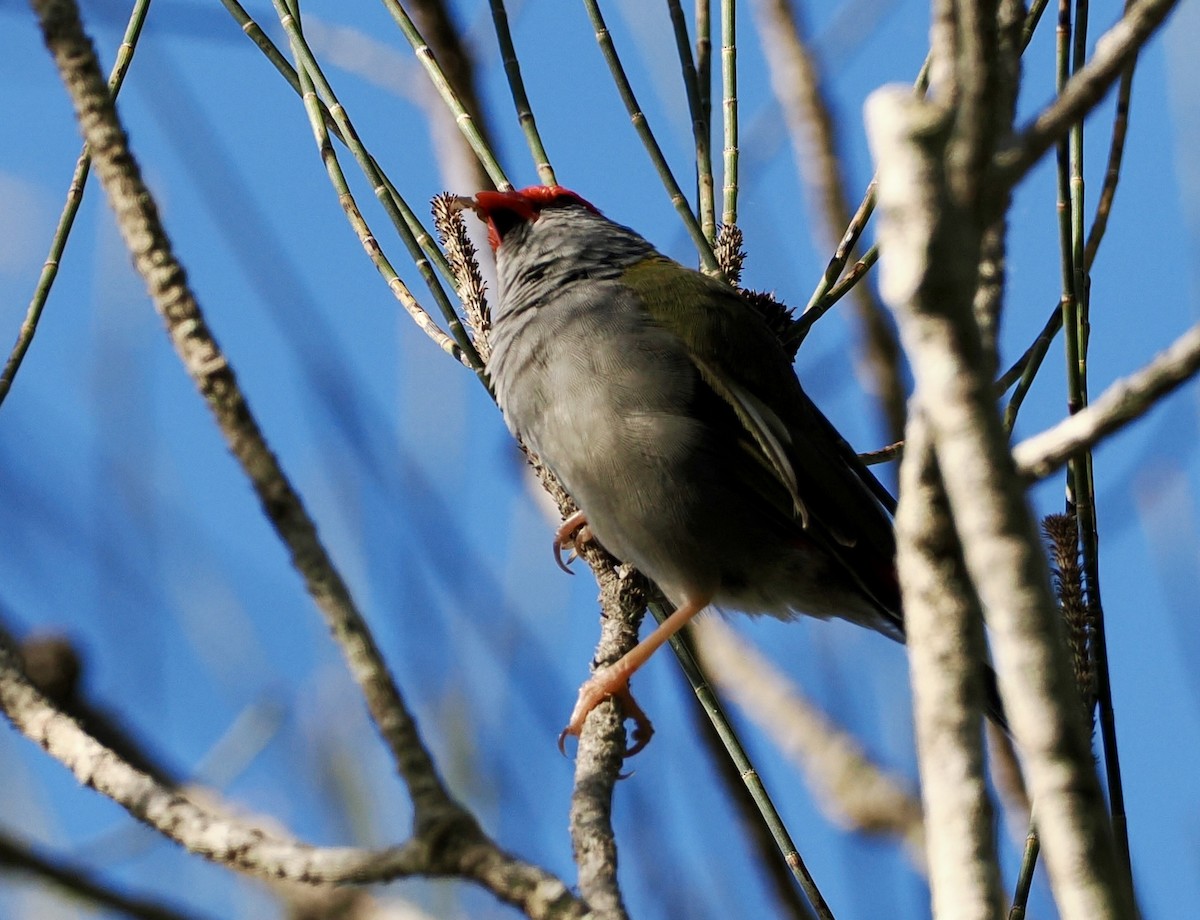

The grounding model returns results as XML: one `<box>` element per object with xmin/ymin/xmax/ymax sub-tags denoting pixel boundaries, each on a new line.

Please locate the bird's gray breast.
<box><xmin>488</xmin><ymin>280</ymin><xmax>709</xmax><ymax>589</ymax></box>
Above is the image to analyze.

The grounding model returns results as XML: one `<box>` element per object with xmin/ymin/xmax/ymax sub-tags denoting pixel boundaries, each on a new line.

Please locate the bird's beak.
<box><xmin>471</xmin><ymin>190</ymin><xmax>538</xmax><ymax>251</ymax></box>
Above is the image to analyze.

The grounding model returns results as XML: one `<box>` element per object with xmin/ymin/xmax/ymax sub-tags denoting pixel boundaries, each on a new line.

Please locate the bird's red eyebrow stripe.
<box><xmin>474</xmin><ymin>190</ymin><xmax>537</xmax><ymax>220</ymax></box>
<box><xmin>472</xmin><ymin>187</ymin><xmax>600</xmax><ymax>249</ymax></box>
<box><xmin>475</xmin><ymin>186</ymin><xmax>599</xmax><ymax>215</ymax></box>
<box><xmin>512</xmin><ymin>185</ymin><xmax>598</xmax><ymax>212</ymax></box>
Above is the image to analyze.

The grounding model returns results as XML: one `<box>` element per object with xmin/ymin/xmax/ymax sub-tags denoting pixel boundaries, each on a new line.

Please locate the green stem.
<box><xmin>666</xmin><ymin>0</ymin><xmax>715</xmax><ymax>243</ymax></box>
<box><xmin>1002</xmin><ymin>306</ymin><xmax>1064</xmax><ymax>431</ymax></box>
<box><xmin>275</xmin><ymin>0</ymin><xmax>486</xmax><ymax>377</ymax></box>
<box><xmin>1</xmin><ymin>0</ymin><xmax>153</xmax><ymax>410</ymax></box>
<box><xmin>488</xmin><ymin>0</ymin><xmax>556</xmax><ymax>186</ymax></box>
<box><xmin>581</xmin><ymin>0</ymin><xmax>719</xmax><ymax>273</ymax></box>
<box><xmin>1008</xmin><ymin>822</ymin><xmax>1041</xmax><ymax>920</ymax></box>
<box><xmin>215</xmin><ymin>0</ymin><xmax>456</xmax><ymax>286</ymax></box>
<box><xmin>1023</xmin><ymin>0</ymin><xmax>1053</xmax><ymax>49</ymax></box>
<box><xmin>796</xmin><ymin>244</ymin><xmax>879</xmax><ymax>343</ymax></box>
<box><xmin>1069</xmin><ymin>0</ymin><xmax>1135</xmax><ymax>896</ymax></box>
<box><xmin>653</xmin><ymin>604</ymin><xmax>834</xmax><ymax>920</ymax></box>
<box><xmin>694</xmin><ymin>0</ymin><xmax>717</xmax><ymax>240</ymax></box>
<box><xmin>377</xmin><ymin>0</ymin><xmax>510</xmax><ymax>190</ymax></box>
<box><xmin>720</xmin><ymin>0</ymin><xmax>738</xmax><ymax>226</ymax></box>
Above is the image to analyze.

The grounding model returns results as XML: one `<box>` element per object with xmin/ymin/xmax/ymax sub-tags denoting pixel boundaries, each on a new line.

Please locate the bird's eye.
<box><xmin>490</xmin><ymin>207</ymin><xmax>529</xmax><ymax>242</ymax></box>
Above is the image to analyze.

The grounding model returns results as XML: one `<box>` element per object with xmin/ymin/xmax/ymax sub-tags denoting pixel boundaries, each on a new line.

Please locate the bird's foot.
<box><xmin>553</xmin><ymin>510</ymin><xmax>593</xmax><ymax>574</ymax></box>
<box><xmin>558</xmin><ymin>670</ymin><xmax>655</xmax><ymax>757</ymax></box>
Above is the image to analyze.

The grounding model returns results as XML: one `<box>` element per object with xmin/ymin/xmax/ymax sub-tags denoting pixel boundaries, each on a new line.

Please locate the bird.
<box><xmin>470</xmin><ymin>185</ymin><xmax>917</xmax><ymax>754</ymax></box>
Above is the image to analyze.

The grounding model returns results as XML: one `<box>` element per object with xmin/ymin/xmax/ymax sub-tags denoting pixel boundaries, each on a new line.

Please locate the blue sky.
<box><xmin>1</xmin><ymin>1</ymin><xmax>1198</xmax><ymax>918</ymax></box>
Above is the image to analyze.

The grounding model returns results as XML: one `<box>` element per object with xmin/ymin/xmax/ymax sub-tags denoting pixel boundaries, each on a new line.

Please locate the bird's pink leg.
<box><xmin>559</xmin><ymin>594</ymin><xmax>711</xmax><ymax>756</ymax></box>
<box><xmin>553</xmin><ymin>510</ymin><xmax>593</xmax><ymax>573</ymax></box>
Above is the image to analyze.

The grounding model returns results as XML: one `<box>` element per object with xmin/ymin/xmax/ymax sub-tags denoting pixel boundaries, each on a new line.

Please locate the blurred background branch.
<box><xmin>1</xmin><ymin>0</ymin><xmax>1194</xmax><ymax>917</ymax></box>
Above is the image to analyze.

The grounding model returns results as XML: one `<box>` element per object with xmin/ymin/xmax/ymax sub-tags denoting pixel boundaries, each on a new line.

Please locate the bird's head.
<box><xmin>466</xmin><ymin>185</ymin><xmax>657</xmax><ymax>315</ymax></box>
<box><xmin>471</xmin><ymin>185</ymin><xmax>601</xmax><ymax>251</ymax></box>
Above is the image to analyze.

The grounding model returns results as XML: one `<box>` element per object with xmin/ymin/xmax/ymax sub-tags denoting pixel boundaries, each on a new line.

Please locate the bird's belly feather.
<box><xmin>490</xmin><ymin>295</ymin><xmax>885</xmax><ymax>630</ymax></box>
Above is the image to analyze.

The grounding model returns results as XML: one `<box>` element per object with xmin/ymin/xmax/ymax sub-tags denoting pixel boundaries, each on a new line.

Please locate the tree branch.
<box><xmin>866</xmin><ymin>85</ymin><xmax>1130</xmax><ymax>920</ymax></box>
<box><xmin>992</xmin><ymin>0</ymin><xmax>1181</xmax><ymax>192</ymax></box>
<box><xmin>1014</xmin><ymin>321</ymin><xmax>1200</xmax><ymax>479</ymax></box>
<box><xmin>0</xmin><ymin>638</ymin><xmax>590</xmax><ymax>918</ymax></box>
<box><xmin>25</xmin><ymin>4</ymin><xmax>594</xmax><ymax>916</ymax></box>
<box><xmin>28</xmin><ymin>0</ymin><xmax>454</xmax><ymax>827</ymax></box>
<box><xmin>519</xmin><ymin>456</ymin><xmax>631</xmax><ymax>919</ymax></box>
<box><xmin>894</xmin><ymin>417</ymin><xmax>1000</xmax><ymax>919</ymax></box>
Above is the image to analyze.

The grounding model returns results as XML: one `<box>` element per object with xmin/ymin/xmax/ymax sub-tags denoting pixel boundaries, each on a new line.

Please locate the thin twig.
<box><xmin>683</xmin><ymin>656</ymin><xmax>819</xmax><ymax>920</ymax></box>
<box><xmin>695</xmin><ymin>0</ymin><xmax>715</xmax><ymax>237</ymax></box>
<box><xmin>655</xmin><ymin>606</ymin><xmax>835</xmax><ymax>920</ymax></box>
<box><xmin>720</xmin><ymin>0</ymin><xmax>738</xmax><ymax>227</ymax></box>
<box><xmin>377</xmin><ymin>0</ymin><xmax>510</xmax><ymax>189</ymax></box>
<box><xmin>1084</xmin><ymin>61</ymin><xmax>1135</xmax><ymax>267</ymax></box>
<box><xmin>31</xmin><ymin>0</ymin><xmax>460</xmax><ymax>831</ymax></box>
<box><xmin>274</xmin><ymin>0</ymin><xmax>486</xmax><ymax>376</ymax></box>
<box><xmin>1061</xmin><ymin>0</ymin><xmax>1134</xmax><ymax>898</ymax></box>
<box><xmin>795</xmin><ymin>245</ymin><xmax>881</xmax><ymax>341</ymax></box>
<box><xmin>1014</xmin><ymin>321</ymin><xmax>1200</xmax><ymax>480</ymax></box>
<box><xmin>581</xmin><ymin>0</ymin><xmax>719</xmax><ymax>273</ymax></box>
<box><xmin>488</xmin><ymin>0</ymin><xmax>556</xmax><ymax>185</ymax></box>
<box><xmin>391</xmin><ymin>0</ymin><xmax>496</xmax><ymax>197</ymax></box>
<box><xmin>694</xmin><ymin>619</ymin><xmax>926</xmax><ymax>872</ymax></box>
<box><xmin>1002</xmin><ymin>43</ymin><xmax>1137</xmax><ymax>432</ymax></box>
<box><xmin>992</xmin><ymin>0</ymin><xmax>1181</xmax><ymax>194</ymax></box>
<box><xmin>802</xmin><ymin>183</ymin><xmax>879</xmax><ymax>320</ymax></box>
<box><xmin>666</xmin><ymin>0</ymin><xmax>715</xmax><ymax>243</ymax></box>
<box><xmin>1023</xmin><ymin>0</ymin><xmax>1054</xmax><ymax>48</ymax></box>
<box><xmin>1002</xmin><ymin>306</ymin><xmax>1064</xmax><ymax>430</ymax></box>
<box><xmin>858</xmin><ymin>439</ymin><xmax>904</xmax><ymax>466</ymax></box>
<box><xmin>1009</xmin><ymin>825</ymin><xmax>1042</xmax><ymax>920</ymax></box>
<box><xmin>214</xmin><ymin>0</ymin><xmax>460</xmax><ymax>289</ymax></box>
<box><xmin>0</xmin><ymin>0</ymin><xmax>152</xmax><ymax>411</ymax></box>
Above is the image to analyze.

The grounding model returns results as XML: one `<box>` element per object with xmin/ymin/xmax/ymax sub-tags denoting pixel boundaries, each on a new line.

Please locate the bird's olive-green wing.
<box><xmin>621</xmin><ymin>256</ymin><xmax>900</xmax><ymax>616</ymax></box>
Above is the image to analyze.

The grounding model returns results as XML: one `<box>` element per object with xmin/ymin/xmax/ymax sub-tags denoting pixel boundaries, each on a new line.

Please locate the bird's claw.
<box><xmin>553</xmin><ymin>510</ymin><xmax>593</xmax><ymax>574</ymax></box>
<box><xmin>557</xmin><ymin>670</ymin><xmax>655</xmax><ymax>758</ymax></box>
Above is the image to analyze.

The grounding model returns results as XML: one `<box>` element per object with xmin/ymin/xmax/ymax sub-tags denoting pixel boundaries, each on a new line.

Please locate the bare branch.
<box><xmin>866</xmin><ymin>86</ymin><xmax>1130</xmax><ymax>920</ymax></box>
<box><xmin>515</xmin><ymin>455</ymin><xmax>631</xmax><ymax>918</ymax></box>
<box><xmin>993</xmin><ymin>0</ymin><xmax>1181</xmax><ymax>192</ymax></box>
<box><xmin>0</xmin><ymin>637</ymin><xmax>591</xmax><ymax>918</ymax></box>
<box><xmin>895</xmin><ymin>418</ymin><xmax>1000</xmax><ymax>919</ymax></box>
<box><xmin>567</xmin><ymin>534</ymin><xmax>644</xmax><ymax>920</ymax></box>
<box><xmin>1014</xmin><ymin>321</ymin><xmax>1200</xmax><ymax>479</ymax></box>
<box><xmin>23</xmin><ymin>7</ymin><xmax>600</xmax><ymax>917</ymax></box>
<box><xmin>29</xmin><ymin>0</ymin><xmax>455</xmax><ymax>820</ymax></box>
<box><xmin>569</xmin><ymin>580</ymin><xmax>639</xmax><ymax>920</ymax></box>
